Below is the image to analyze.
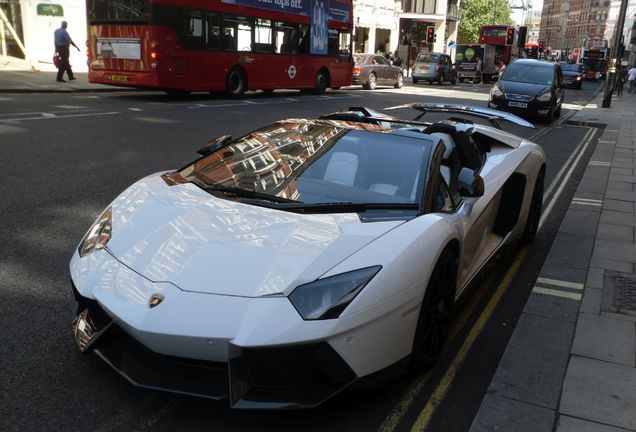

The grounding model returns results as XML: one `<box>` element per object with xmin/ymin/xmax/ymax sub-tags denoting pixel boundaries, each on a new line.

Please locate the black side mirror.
<box><xmin>197</xmin><ymin>134</ymin><xmax>233</xmax><ymax>156</ymax></box>
<box><xmin>458</xmin><ymin>167</ymin><xmax>485</xmax><ymax>198</ymax></box>
<box><xmin>491</xmin><ymin>75</ymin><xmax>499</xmax><ymax>82</ymax></box>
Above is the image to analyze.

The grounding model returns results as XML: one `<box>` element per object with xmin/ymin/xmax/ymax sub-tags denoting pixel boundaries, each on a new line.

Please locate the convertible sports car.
<box><xmin>70</xmin><ymin>104</ymin><xmax>545</xmax><ymax>409</ymax></box>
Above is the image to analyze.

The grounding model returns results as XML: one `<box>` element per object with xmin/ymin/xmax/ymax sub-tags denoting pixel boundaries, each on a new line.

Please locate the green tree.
<box><xmin>458</xmin><ymin>0</ymin><xmax>513</xmax><ymax>44</ymax></box>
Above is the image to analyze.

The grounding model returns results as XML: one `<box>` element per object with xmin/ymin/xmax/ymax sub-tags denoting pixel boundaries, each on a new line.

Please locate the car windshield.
<box><xmin>502</xmin><ymin>63</ymin><xmax>554</xmax><ymax>85</ymax></box>
<box><xmin>416</xmin><ymin>54</ymin><xmax>438</xmax><ymax>63</ymax></box>
<box><xmin>560</xmin><ymin>63</ymin><xmax>582</xmax><ymax>72</ymax></box>
<box><xmin>173</xmin><ymin>121</ymin><xmax>431</xmax><ymax>211</ymax></box>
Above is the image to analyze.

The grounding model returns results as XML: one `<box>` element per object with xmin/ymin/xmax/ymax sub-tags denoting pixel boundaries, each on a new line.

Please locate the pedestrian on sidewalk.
<box><xmin>54</xmin><ymin>21</ymin><xmax>80</xmax><ymax>82</ymax></box>
<box><xmin>473</xmin><ymin>56</ymin><xmax>484</xmax><ymax>84</ymax></box>
<box><xmin>628</xmin><ymin>65</ymin><xmax>636</xmax><ymax>93</ymax></box>
<box><xmin>615</xmin><ymin>66</ymin><xmax>626</xmax><ymax>96</ymax></box>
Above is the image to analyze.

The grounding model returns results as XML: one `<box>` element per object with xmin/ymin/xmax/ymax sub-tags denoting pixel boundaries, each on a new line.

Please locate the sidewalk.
<box><xmin>471</xmin><ymin>91</ymin><xmax>636</xmax><ymax>431</ymax></box>
<box><xmin>0</xmin><ymin>55</ymin><xmax>129</xmax><ymax>92</ymax></box>
<box><xmin>3</xmin><ymin>58</ymin><xmax>636</xmax><ymax>431</ymax></box>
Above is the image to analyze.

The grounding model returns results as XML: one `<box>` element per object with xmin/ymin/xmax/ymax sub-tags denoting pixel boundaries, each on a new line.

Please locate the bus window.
<box><xmin>207</xmin><ymin>13</ymin><xmax>221</xmax><ymax>50</ymax></box>
<box><xmin>275</xmin><ymin>22</ymin><xmax>295</xmax><ymax>54</ymax></box>
<box><xmin>182</xmin><ymin>9</ymin><xmax>207</xmax><ymax>49</ymax></box>
<box><xmin>88</xmin><ymin>0</ymin><xmax>150</xmax><ymax>23</ymax></box>
<box><xmin>254</xmin><ymin>19</ymin><xmax>274</xmax><ymax>53</ymax></box>
<box><xmin>223</xmin><ymin>16</ymin><xmax>252</xmax><ymax>51</ymax></box>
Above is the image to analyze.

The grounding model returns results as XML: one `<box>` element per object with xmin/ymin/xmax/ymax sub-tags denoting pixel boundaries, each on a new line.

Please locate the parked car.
<box><xmin>488</xmin><ymin>59</ymin><xmax>565</xmax><ymax>123</ymax></box>
<box><xmin>412</xmin><ymin>52</ymin><xmax>457</xmax><ymax>85</ymax></box>
<box><xmin>352</xmin><ymin>54</ymin><xmax>403</xmax><ymax>90</ymax></box>
<box><xmin>70</xmin><ymin>104</ymin><xmax>543</xmax><ymax>409</ymax></box>
<box><xmin>559</xmin><ymin>62</ymin><xmax>584</xmax><ymax>89</ymax></box>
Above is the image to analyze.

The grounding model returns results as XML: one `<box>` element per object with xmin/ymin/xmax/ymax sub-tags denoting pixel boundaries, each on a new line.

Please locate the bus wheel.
<box><xmin>312</xmin><ymin>69</ymin><xmax>329</xmax><ymax>95</ymax></box>
<box><xmin>226</xmin><ymin>68</ymin><xmax>246</xmax><ymax>98</ymax></box>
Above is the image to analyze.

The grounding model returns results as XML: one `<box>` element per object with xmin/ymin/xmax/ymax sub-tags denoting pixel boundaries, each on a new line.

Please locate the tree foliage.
<box><xmin>458</xmin><ymin>0</ymin><xmax>514</xmax><ymax>44</ymax></box>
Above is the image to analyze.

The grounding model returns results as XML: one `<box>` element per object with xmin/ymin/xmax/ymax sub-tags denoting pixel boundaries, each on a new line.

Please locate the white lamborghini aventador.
<box><xmin>70</xmin><ymin>104</ymin><xmax>545</xmax><ymax>409</ymax></box>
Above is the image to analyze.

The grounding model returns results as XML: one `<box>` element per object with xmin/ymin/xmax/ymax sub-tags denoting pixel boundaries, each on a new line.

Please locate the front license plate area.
<box><xmin>110</xmin><ymin>75</ymin><xmax>129</xmax><ymax>82</ymax></box>
<box><xmin>508</xmin><ymin>101</ymin><xmax>528</xmax><ymax>108</ymax></box>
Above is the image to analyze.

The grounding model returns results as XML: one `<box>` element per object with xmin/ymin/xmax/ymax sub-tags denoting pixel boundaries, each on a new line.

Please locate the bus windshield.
<box><xmin>87</xmin><ymin>0</ymin><xmax>150</xmax><ymax>24</ymax></box>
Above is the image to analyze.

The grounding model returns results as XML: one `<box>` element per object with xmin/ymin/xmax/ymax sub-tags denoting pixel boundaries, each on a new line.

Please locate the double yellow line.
<box><xmin>379</xmin><ymin>248</ymin><xmax>529</xmax><ymax>432</ymax></box>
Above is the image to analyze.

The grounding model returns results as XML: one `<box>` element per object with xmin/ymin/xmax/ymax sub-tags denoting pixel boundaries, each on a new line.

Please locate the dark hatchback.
<box><xmin>488</xmin><ymin>59</ymin><xmax>565</xmax><ymax>123</ymax></box>
<box><xmin>559</xmin><ymin>62</ymin><xmax>585</xmax><ymax>89</ymax></box>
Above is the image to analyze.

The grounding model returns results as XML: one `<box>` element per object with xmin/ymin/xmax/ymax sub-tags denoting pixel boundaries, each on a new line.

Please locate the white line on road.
<box><xmin>532</xmin><ymin>286</ymin><xmax>582</xmax><ymax>300</ymax></box>
<box><xmin>0</xmin><ymin>112</ymin><xmax>120</xmax><ymax>122</ymax></box>
<box><xmin>128</xmin><ymin>108</ymin><xmax>143</xmax><ymax>111</ymax></box>
<box><xmin>536</xmin><ymin>277</ymin><xmax>584</xmax><ymax>290</ymax></box>
<box><xmin>589</xmin><ymin>161</ymin><xmax>611</xmax><ymax>166</ymax></box>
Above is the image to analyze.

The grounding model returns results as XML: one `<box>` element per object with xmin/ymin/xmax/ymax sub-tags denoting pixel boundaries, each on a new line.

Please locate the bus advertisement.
<box><xmin>86</xmin><ymin>0</ymin><xmax>354</xmax><ymax>96</ymax></box>
<box><xmin>478</xmin><ymin>25</ymin><xmax>514</xmax><ymax>65</ymax></box>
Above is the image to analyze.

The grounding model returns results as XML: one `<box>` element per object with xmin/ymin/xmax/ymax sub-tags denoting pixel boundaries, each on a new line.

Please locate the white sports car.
<box><xmin>70</xmin><ymin>104</ymin><xmax>545</xmax><ymax>409</ymax></box>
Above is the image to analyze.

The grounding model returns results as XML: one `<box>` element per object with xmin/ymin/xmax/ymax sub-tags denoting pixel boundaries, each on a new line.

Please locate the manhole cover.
<box><xmin>614</xmin><ymin>275</ymin><xmax>636</xmax><ymax>312</ymax></box>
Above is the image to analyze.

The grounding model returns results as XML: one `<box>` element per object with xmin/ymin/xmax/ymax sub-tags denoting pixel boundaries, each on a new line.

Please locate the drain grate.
<box><xmin>614</xmin><ymin>275</ymin><xmax>636</xmax><ymax>312</ymax></box>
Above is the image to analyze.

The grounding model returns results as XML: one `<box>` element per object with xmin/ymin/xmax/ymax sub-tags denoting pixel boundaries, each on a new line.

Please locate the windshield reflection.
<box><xmin>168</xmin><ymin>121</ymin><xmax>430</xmax><ymax>208</ymax></box>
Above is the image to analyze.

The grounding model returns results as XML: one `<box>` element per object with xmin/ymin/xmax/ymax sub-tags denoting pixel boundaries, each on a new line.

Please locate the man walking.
<box><xmin>628</xmin><ymin>65</ymin><xmax>636</xmax><ymax>93</ymax></box>
<box><xmin>54</xmin><ymin>21</ymin><xmax>80</xmax><ymax>82</ymax></box>
<box><xmin>473</xmin><ymin>55</ymin><xmax>484</xmax><ymax>84</ymax></box>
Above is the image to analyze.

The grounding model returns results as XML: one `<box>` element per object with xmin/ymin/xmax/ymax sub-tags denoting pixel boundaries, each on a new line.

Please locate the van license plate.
<box><xmin>508</xmin><ymin>101</ymin><xmax>527</xmax><ymax>108</ymax></box>
<box><xmin>111</xmin><ymin>75</ymin><xmax>129</xmax><ymax>82</ymax></box>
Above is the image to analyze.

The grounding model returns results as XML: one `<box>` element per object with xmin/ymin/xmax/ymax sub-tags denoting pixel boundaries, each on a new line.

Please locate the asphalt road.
<box><xmin>0</xmin><ymin>80</ymin><xmax>603</xmax><ymax>431</ymax></box>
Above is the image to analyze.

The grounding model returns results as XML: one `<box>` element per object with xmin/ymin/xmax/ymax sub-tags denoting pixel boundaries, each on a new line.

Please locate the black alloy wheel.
<box><xmin>226</xmin><ymin>68</ymin><xmax>246</xmax><ymax>98</ymax></box>
<box><xmin>394</xmin><ymin>73</ymin><xmax>404</xmax><ymax>89</ymax></box>
<box><xmin>313</xmin><ymin>70</ymin><xmax>329</xmax><ymax>94</ymax></box>
<box><xmin>413</xmin><ymin>77</ymin><xmax>419</xmax><ymax>84</ymax></box>
<box><xmin>409</xmin><ymin>248</ymin><xmax>457</xmax><ymax>373</ymax></box>
<box><xmin>520</xmin><ymin>169</ymin><xmax>544</xmax><ymax>245</ymax></box>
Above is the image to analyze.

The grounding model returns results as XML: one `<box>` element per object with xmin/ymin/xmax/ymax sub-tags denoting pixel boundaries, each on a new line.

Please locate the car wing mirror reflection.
<box><xmin>197</xmin><ymin>135</ymin><xmax>233</xmax><ymax>157</ymax></box>
<box><xmin>458</xmin><ymin>167</ymin><xmax>485</xmax><ymax>198</ymax></box>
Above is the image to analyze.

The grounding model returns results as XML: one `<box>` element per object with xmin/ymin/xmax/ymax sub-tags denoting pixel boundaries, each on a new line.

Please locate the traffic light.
<box><xmin>517</xmin><ymin>26</ymin><xmax>528</xmax><ymax>48</ymax></box>
<box><xmin>538</xmin><ymin>40</ymin><xmax>544</xmax><ymax>52</ymax></box>
<box><xmin>505</xmin><ymin>27</ymin><xmax>515</xmax><ymax>46</ymax></box>
<box><xmin>426</xmin><ymin>26</ymin><xmax>435</xmax><ymax>44</ymax></box>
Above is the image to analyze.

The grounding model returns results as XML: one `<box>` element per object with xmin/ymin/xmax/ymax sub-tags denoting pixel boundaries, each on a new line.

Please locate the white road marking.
<box><xmin>540</xmin><ymin>126</ymin><xmax>596</xmax><ymax>229</ymax></box>
<box><xmin>536</xmin><ymin>277</ymin><xmax>584</xmax><ymax>290</ymax></box>
<box><xmin>0</xmin><ymin>112</ymin><xmax>120</xmax><ymax>122</ymax></box>
<box><xmin>41</xmin><ymin>113</ymin><xmax>56</xmax><ymax>117</ymax></box>
<box><xmin>128</xmin><ymin>107</ymin><xmax>143</xmax><ymax>111</ymax></box>
<box><xmin>532</xmin><ymin>286</ymin><xmax>582</xmax><ymax>300</ymax></box>
<box><xmin>572</xmin><ymin>197</ymin><xmax>602</xmax><ymax>207</ymax></box>
<box><xmin>589</xmin><ymin>161</ymin><xmax>610</xmax><ymax>166</ymax></box>
<box><xmin>598</xmin><ymin>140</ymin><xmax>615</xmax><ymax>143</ymax></box>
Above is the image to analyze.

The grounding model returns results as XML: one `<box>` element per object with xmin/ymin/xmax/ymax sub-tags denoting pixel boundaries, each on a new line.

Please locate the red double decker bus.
<box><xmin>86</xmin><ymin>0</ymin><xmax>353</xmax><ymax>96</ymax></box>
<box><xmin>478</xmin><ymin>25</ymin><xmax>513</xmax><ymax>64</ymax></box>
<box><xmin>524</xmin><ymin>43</ymin><xmax>539</xmax><ymax>59</ymax></box>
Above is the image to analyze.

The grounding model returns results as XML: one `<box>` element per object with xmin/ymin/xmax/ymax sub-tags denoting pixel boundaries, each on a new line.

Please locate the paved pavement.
<box><xmin>3</xmin><ymin>55</ymin><xmax>636</xmax><ymax>431</ymax></box>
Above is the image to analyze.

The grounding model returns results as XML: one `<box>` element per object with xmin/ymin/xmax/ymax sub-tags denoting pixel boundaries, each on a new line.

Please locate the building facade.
<box><xmin>353</xmin><ymin>0</ymin><xmax>402</xmax><ymax>54</ymax></box>
<box><xmin>540</xmin><ymin>0</ymin><xmax>611</xmax><ymax>55</ymax></box>
<box><xmin>604</xmin><ymin>0</ymin><xmax>636</xmax><ymax>66</ymax></box>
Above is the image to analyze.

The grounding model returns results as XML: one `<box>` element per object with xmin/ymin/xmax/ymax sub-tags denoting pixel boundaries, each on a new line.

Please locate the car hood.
<box><xmin>104</xmin><ymin>174</ymin><xmax>404</xmax><ymax>297</ymax></box>
<box><xmin>500</xmin><ymin>80</ymin><xmax>550</xmax><ymax>97</ymax></box>
<box><xmin>562</xmin><ymin>70</ymin><xmax>581</xmax><ymax>78</ymax></box>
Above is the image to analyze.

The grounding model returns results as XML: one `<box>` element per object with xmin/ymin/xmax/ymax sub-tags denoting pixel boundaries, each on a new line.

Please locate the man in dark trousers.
<box><xmin>54</xmin><ymin>21</ymin><xmax>80</xmax><ymax>82</ymax></box>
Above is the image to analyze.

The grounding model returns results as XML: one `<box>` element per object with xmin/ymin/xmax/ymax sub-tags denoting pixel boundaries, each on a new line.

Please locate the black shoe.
<box><xmin>57</xmin><ymin>79</ymin><xmax>66</xmax><ymax>82</ymax></box>
<box><xmin>69</xmin><ymin>77</ymin><xmax>76</xmax><ymax>81</ymax></box>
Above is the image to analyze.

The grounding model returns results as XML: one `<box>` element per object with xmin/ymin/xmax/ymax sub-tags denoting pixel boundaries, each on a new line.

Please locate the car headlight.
<box><xmin>537</xmin><ymin>91</ymin><xmax>552</xmax><ymax>101</ymax></box>
<box><xmin>576</xmin><ymin>76</ymin><xmax>582</xmax><ymax>80</ymax></box>
<box><xmin>490</xmin><ymin>86</ymin><xmax>503</xmax><ymax>97</ymax></box>
<box><xmin>78</xmin><ymin>207</ymin><xmax>112</xmax><ymax>257</ymax></box>
<box><xmin>289</xmin><ymin>266</ymin><xmax>381</xmax><ymax>320</ymax></box>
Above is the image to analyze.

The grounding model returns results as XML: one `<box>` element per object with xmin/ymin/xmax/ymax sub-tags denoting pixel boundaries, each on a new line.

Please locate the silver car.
<box><xmin>412</xmin><ymin>52</ymin><xmax>457</xmax><ymax>85</ymax></box>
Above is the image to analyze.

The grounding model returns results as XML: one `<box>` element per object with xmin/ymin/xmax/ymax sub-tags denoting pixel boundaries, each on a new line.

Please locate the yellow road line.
<box><xmin>378</xmin><ymin>249</ymin><xmax>529</xmax><ymax>432</ymax></box>
<box><xmin>408</xmin><ymin>248</ymin><xmax>528</xmax><ymax>432</ymax></box>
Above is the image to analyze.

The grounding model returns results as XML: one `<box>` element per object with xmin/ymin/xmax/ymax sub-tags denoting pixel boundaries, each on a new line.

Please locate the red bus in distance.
<box><xmin>479</xmin><ymin>25</ymin><xmax>513</xmax><ymax>64</ymax></box>
<box><xmin>86</xmin><ymin>0</ymin><xmax>354</xmax><ymax>97</ymax></box>
<box><xmin>524</xmin><ymin>43</ymin><xmax>539</xmax><ymax>59</ymax></box>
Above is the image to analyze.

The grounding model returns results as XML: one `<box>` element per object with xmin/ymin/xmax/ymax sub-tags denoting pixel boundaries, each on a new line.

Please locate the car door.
<box><xmin>374</xmin><ymin>55</ymin><xmax>391</xmax><ymax>84</ymax></box>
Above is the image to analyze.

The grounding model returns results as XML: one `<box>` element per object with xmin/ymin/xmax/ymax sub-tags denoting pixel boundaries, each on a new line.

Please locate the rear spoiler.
<box><xmin>383</xmin><ymin>103</ymin><xmax>535</xmax><ymax>129</ymax></box>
